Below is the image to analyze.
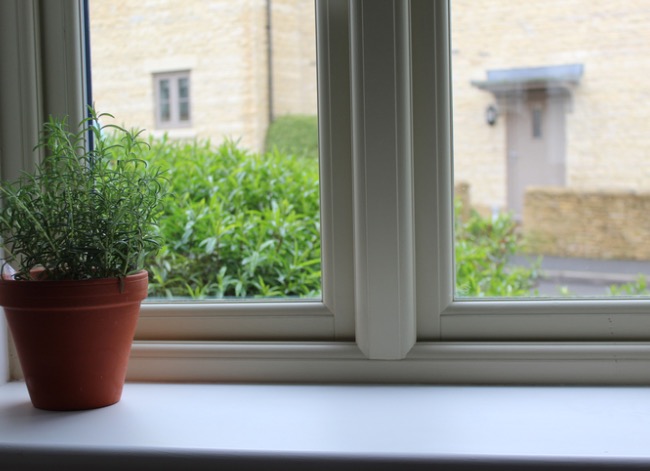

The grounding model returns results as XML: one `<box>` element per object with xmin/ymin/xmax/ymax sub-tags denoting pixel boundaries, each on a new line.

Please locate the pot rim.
<box><xmin>0</xmin><ymin>270</ymin><xmax>149</xmax><ymax>307</ymax></box>
<box><xmin>0</xmin><ymin>269</ymin><xmax>148</xmax><ymax>286</ymax></box>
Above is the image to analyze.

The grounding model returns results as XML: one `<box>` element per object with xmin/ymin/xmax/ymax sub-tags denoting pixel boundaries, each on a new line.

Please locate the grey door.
<box><xmin>506</xmin><ymin>90</ymin><xmax>566</xmax><ymax>219</ymax></box>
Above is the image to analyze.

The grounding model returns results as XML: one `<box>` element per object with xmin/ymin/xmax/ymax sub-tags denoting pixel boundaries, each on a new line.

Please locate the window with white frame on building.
<box><xmin>154</xmin><ymin>71</ymin><xmax>191</xmax><ymax>129</ymax></box>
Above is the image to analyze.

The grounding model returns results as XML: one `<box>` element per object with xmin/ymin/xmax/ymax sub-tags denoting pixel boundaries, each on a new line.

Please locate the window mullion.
<box><xmin>350</xmin><ymin>0</ymin><xmax>416</xmax><ymax>359</ymax></box>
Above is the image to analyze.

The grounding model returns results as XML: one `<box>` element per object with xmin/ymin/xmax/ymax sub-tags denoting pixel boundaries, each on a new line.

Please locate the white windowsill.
<box><xmin>1</xmin><ymin>382</ymin><xmax>650</xmax><ymax>470</ymax></box>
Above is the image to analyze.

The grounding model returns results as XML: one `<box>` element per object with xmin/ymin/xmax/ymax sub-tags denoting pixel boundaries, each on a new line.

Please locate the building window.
<box><xmin>154</xmin><ymin>71</ymin><xmax>191</xmax><ymax>129</ymax></box>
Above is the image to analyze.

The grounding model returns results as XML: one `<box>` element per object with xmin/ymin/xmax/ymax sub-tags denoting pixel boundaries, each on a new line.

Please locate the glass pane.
<box><xmin>159</xmin><ymin>79</ymin><xmax>170</xmax><ymax>100</ymax></box>
<box><xmin>178</xmin><ymin>77</ymin><xmax>190</xmax><ymax>121</ymax></box>
<box><xmin>159</xmin><ymin>79</ymin><xmax>171</xmax><ymax>121</ymax></box>
<box><xmin>178</xmin><ymin>77</ymin><xmax>189</xmax><ymax>99</ymax></box>
<box><xmin>89</xmin><ymin>1</ymin><xmax>320</xmax><ymax>301</ymax></box>
<box><xmin>179</xmin><ymin>100</ymin><xmax>190</xmax><ymax>121</ymax></box>
<box><xmin>451</xmin><ymin>0</ymin><xmax>650</xmax><ymax>299</ymax></box>
<box><xmin>160</xmin><ymin>102</ymin><xmax>170</xmax><ymax>122</ymax></box>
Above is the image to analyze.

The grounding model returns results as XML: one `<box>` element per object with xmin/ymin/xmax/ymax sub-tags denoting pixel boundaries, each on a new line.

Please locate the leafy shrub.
<box><xmin>455</xmin><ymin>203</ymin><xmax>539</xmax><ymax>297</ymax></box>
<box><xmin>265</xmin><ymin>115</ymin><xmax>319</xmax><ymax>160</ymax></box>
<box><xmin>139</xmin><ymin>138</ymin><xmax>321</xmax><ymax>299</ymax></box>
<box><xmin>134</xmin><ymin>135</ymin><xmax>537</xmax><ymax>299</ymax></box>
<box><xmin>608</xmin><ymin>275</ymin><xmax>649</xmax><ymax>296</ymax></box>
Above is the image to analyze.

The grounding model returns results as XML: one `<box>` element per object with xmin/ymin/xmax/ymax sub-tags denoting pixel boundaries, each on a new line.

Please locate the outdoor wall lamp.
<box><xmin>486</xmin><ymin>104</ymin><xmax>498</xmax><ymax>126</ymax></box>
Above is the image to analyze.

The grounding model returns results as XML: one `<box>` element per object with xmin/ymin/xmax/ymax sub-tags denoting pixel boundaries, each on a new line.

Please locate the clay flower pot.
<box><xmin>0</xmin><ymin>270</ymin><xmax>148</xmax><ymax>411</ymax></box>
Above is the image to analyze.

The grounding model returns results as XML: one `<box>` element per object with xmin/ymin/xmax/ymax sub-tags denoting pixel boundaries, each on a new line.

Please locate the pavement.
<box><xmin>508</xmin><ymin>255</ymin><xmax>650</xmax><ymax>297</ymax></box>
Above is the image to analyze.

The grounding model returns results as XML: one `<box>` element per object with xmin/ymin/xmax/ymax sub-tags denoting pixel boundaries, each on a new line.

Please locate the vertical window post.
<box><xmin>350</xmin><ymin>0</ymin><xmax>416</xmax><ymax>359</ymax></box>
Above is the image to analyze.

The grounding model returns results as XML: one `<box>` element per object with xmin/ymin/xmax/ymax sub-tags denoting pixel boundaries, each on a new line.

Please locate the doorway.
<box><xmin>506</xmin><ymin>90</ymin><xmax>566</xmax><ymax>219</ymax></box>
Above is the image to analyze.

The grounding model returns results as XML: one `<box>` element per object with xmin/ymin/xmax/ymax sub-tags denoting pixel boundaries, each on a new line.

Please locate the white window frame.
<box><xmin>138</xmin><ymin>0</ymin><xmax>357</xmax><ymax>343</ymax></box>
<box><xmin>153</xmin><ymin>71</ymin><xmax>192</xmax><ymax>129</ymax></box>
<box><xmin>2</xmin><ymin>0</ymin><xmax>650</xmax><ymax>385</ymax></box>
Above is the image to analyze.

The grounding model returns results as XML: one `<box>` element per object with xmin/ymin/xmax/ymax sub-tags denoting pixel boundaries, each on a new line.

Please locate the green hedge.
<box><xmin>141</xmin><ymin>138</ymin><xmax>321</xmax><ymax>299</ymax></box>
<box><xmin>265</xmin><ymin>115</ymin><xmax>319</xmax><ymax>159</ymax></box>
<box><xmin>137</xmin><ymin>135</ymin><xmax>539</xmax><ymax>299</ymax></box>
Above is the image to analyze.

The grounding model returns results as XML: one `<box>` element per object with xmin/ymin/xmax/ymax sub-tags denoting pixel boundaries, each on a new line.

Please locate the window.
<box><xmin>86</xmin><ymin>0</ymin><xmax>350</xmax><ymax>341</ymax></box>
<box><xmin>2</xmin><ymin>0</ymin><xmax>650</xmax><ymax>385</ymax></box>
<box><xmin>89</xmin><ymin>1</ymin><xmax>324</xmax><ymax>304</ymax></box>
<box><xmin>154</xmin><ymin>72</ymin><xmax>191</xmax><ymax>129</ymax></box>
<box><xmin>453</xmin><ymin>1</ymin><xmax>650</xmax><ymax>300</ymax></box>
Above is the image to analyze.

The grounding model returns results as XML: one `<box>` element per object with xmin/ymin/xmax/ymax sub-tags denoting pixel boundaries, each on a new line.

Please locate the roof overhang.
<box><xmin>471</xmin><ymin>63</ymin><xmax>584</xmax><ymax>96</ymax></box>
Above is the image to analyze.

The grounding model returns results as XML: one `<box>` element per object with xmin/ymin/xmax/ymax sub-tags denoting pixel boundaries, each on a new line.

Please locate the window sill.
<box><xmin>1</xmin><ymin>382</ymin><xmax>650</xmax><ymax>470</ymax></box>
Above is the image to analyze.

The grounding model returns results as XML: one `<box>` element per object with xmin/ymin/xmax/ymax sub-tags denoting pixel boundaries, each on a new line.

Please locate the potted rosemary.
<box><xmin>0</xmin><ymin>110</ymin><xmax>166</xmax><ymax>410</ymax></box>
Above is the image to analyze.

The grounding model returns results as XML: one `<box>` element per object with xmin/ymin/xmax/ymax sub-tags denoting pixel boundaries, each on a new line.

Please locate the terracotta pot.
<box><xmin>0</xmin><ymin>270</ymin><xmax>148</xmax><ymax>411</ymax></box>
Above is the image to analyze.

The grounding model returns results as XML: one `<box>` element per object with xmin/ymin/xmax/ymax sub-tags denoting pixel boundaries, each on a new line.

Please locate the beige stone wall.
<box><xmin>451</xmin><ymin>0</ymin><xmax>650</xmax><ymax>211</ymax></box>
<box><xmin>271</xmin><ymin>0</ymin><xmax>317</xmax><ymax>117</ymax></box>
<box><xmin>451</xmin><ymin>0</ymin><xmax>507</xmax><ymax>215</ymax></box>
<box><xmin>89</xmin><ymin>0</ymin><xmax>316</xmax><ymax>153</ymax></box>
<box><xmin>523</xmin><ymin>187</ymin><xmax>650</xmax><ymax>260</ymax></box>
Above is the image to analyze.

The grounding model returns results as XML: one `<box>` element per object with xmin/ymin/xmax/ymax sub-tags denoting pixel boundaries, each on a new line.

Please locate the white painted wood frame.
<box><xmin>2</xmin><ymin>0</ymin><xmax>650</xmax><ymax>385</ymax></box>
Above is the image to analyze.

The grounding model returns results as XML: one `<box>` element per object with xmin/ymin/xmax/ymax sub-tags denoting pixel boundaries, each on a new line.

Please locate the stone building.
<box><xmin>89</xmin><ymin>0</ymin><xmax>316</xmax><ymax>153</ymax></box>
<box><xmin>452</xmin><ymin>0</ymin><xmax>650</xmax><ymax>217</ymax></box>
<box><xmin>90</xmin><ymin>0</ymin><xmax>650</xmax><ymax>259</ymax></box>
<box><xmin>452</xmin><ymin>0</ymin><xmax>650</xmax><ymax>259</ymax></box>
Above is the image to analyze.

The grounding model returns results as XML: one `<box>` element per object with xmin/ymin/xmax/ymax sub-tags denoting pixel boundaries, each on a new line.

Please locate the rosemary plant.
<box><xmin>0</xmin><ymin>110</ymin><xmax>167</xmax><ymax>280</ymax></box>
